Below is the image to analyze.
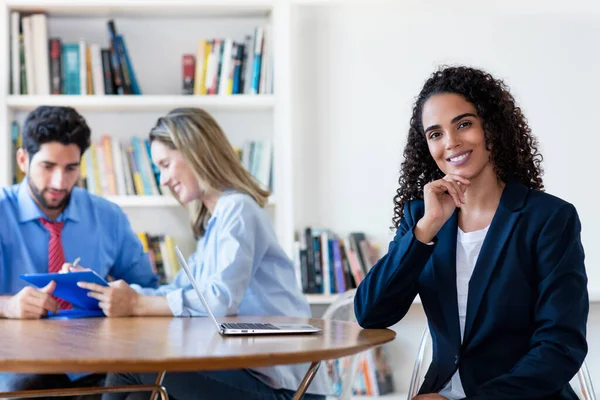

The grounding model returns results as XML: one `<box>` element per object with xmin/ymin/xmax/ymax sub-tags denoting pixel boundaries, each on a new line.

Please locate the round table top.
<box><xmin>0</xmin><ymin>316</ymin><xmax>396</xmax><ymax>373</ymax></box>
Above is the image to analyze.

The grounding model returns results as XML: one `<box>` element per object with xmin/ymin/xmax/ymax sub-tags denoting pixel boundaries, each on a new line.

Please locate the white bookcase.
<box><xmin>0</xmin><ymin>0</ymin><xmax>340</xmax><ymax>306</ymax></box>
<box><xmin>0</xmin><ymin>0</ymin><xmax>291</xmax><ymax>260</ymax></box>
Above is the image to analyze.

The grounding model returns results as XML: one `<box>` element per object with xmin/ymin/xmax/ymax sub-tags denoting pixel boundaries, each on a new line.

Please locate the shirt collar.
<box><xmin>204</xmin><ymin>190</ymin><xmax>237</xmax><ymax>233</ymax></box>
<box><xmin>17</xmin><ymin>178</ymin><xmax>80</xmax><ymax>223</ymax></box>
<box><xmin>61</xmin><ymin>188</ymin><xmax>80</xmax><ymax>222</ymax></box>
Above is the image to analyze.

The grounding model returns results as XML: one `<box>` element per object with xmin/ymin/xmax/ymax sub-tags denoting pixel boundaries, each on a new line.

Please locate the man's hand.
<box><xmin>78</xmin><ymin>279</ymin><xmax>140</xmax><ymax>317</ymax></box>
<box><xmin>413</xmin><ymin>395</ymin><xmax>448</xmax><ymax>400</ymax></box>
<box><xmin>59</xmin><ymin>262</ymin><xmax>90</xmax><ymax>274</ymax></box>
<box><xmin>1</xmin><ymin>282</ymin><xmax>59</xmax><ymax>319</ymax></box>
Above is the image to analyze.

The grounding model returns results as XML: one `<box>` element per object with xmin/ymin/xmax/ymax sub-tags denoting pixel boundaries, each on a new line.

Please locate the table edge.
<box><xmin>0</xmin><ymin>330</ymin><xmax>396</xmax><ymax>373</ymax></box>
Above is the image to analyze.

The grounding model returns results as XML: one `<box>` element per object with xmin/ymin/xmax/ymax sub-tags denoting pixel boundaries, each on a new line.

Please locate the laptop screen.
<box><xmin>174</xmin><ymin>246</ymin><xmax>222</xmax><ymax>333</ymax></box>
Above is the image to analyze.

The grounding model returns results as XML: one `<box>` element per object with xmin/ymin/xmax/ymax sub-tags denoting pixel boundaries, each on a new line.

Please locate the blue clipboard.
<box><xmin>19</xmin><ymin>271</ymin><xmax>109</xmax><ymax>319</ymax></box>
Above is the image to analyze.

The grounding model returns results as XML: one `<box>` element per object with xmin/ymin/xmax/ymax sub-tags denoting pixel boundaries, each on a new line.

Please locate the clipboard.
<box><xmin>19</xmin><ymin>271</ymin><xmax>110</xmax><ymax>319</ymax></box>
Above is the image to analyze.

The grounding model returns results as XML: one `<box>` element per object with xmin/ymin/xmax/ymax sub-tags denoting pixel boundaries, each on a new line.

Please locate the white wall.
<box><xmin>293</xmin><ymin>0</ymin><xmax>600</xmax><ymax>393</ymax></box>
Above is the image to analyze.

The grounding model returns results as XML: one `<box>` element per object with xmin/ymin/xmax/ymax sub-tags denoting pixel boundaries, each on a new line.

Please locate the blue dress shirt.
<box><xmin>0</xmin><ymin>179</ymin><xmax>159</xmax><ymax>295</ymax></box>
<box><xmin>132</xmin><ymin>191</ymin><xmax>331</xmax><ymax>395</ymax></box>
<box><xmin>0</xmin><ymin>179</ymin><xmax>159</xmax><ymax>382</ymax></box>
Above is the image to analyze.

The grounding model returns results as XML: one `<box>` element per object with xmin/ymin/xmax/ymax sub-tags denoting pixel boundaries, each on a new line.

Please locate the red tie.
<box><xmin>39</xmin><ymin>218</ymin><xmax>72</xmax><ymax>310</ymax></box>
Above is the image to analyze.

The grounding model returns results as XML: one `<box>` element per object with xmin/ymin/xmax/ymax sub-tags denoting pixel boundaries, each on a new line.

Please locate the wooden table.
<box><xmin>0</xmin><ymin>316</ymin><xmax>395</xmax><ymax>399</ymax></box>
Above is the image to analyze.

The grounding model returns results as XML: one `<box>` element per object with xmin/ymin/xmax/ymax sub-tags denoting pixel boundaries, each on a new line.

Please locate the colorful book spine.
<box><xmin>61</xmin><ymin>43</ymin><xmax>80</xmax><ymax>95</ymax></box>
<box><xmin>193</xmin><ymin>40</ymin><xmax>209</xmax><ymax>95</ymax></box>
<box><xmin>90</xmin><ymin>143</ymin><xmax>102</xmax><ymax>195</ymax></box>
<box><xmin>101</xmin><ymin>136</ymin><xmax>118</xmax><ymax>195</ymax></box>
<box><xmin>120</xmin><ymin>143</ymin><xmax>135</xmax><ymax>195</ymax></box>
<box><xmin>131</xmin><ymin>138</ymin><xmax>151</xmax><ymax>195</ymax></box>
<box><xmin>232</xmin><ymin>43</ymin><xmax>244</xmax><ymax>94</ymax></box>
<box><xmin>12</xmin><ymin>121</ymin><xmax>24</xmax><ymax>184</ymax></box>
<box><xmin>250</xmin><ymin>27</ymin><xmax>264</xmax><ymax>94</ymax></box>
<box><xmin>144</xmin><ymin>139</ymin><xmax>161</xmax><ymax>191</ymax></box>
<box><xmin>101</xmin><ymin>49</ymin><xmax>115</xmax><ymax>95</ymax></box>
<box><xmin>10</xmin><ymin>12</ymin><xmax>20</xmax><ymax>95</ymax></box>
<box><xmin>49</xmin><ymin>38</ymin><xmax>61</xmax><ymax>94</ymax></box>
<box><xmin>116</xmin><ymin>35</ymin><xmax>141</xmax><ymax>94</ymax></box>
<box><xmin>182</xmin><ymin>54</ymin><xmax>195</xmax><ymax>95</ymax></box>
<box><xmin>331</xmin><ymin>239</ymin><xmax>346</xmax><ymax>293</ymax></box>
<box><xmin>127</xmin><ymin>146</ymin><xmax>144</xmax><ymax>195</ymax></box>
<box><xmin>84</xmin><ymin>147</ymin><xmax>96</xmax><ymax>195</ymax></box>
<box><xmin>106</xmin><ymin>20</ymin><xmax>124</xmax><ymax>95</ymax></box>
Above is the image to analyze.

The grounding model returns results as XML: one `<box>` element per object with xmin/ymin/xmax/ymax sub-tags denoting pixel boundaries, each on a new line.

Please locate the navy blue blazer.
<box><xmin>354</xmin><ymin>180</ymin><xmax>588</xmax><ymax>399</ymax></box>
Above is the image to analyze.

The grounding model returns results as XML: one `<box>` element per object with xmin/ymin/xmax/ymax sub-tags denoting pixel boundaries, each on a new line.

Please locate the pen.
<box><xmin>59</xmin><ymin>257</ymin><xmax>81</xmax><ymax>274</ymax></box>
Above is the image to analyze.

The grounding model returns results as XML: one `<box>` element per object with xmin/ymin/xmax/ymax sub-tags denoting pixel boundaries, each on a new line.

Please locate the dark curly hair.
<box><xmin>392</xmin><ymin>66</ymin><xmax>544</xmax><ymax>230</ymax></box>
<box><xmin>22</xmin><ymin>106</ymin><xmax>91</xmax><ymax>159</ymax></box>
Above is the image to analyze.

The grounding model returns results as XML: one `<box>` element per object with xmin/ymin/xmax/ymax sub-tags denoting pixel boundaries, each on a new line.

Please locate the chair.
<box><xmin>322</xmin><ymin>289</ymin><xmax>357</xmax><ymax>322</ymax></box>
<box><xmin>407</xmin><ymin>326</ymin><xmax>596</xmax><ymax>400</ymax></box>
<box><xmin>322</xmin><ymin>289</ymin><xmax>361</xmax><ymax>399</ymax></box>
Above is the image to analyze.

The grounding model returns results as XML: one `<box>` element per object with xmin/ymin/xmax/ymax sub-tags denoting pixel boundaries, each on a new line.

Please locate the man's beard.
<box><xmin>28</xmin><ymin>179</ymin><xmax>71</xmax><ymax>210</ymax></box>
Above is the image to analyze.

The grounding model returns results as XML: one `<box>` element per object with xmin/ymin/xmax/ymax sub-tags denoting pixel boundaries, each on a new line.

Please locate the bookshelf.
<box><xmin>4</xmin><ymin>0</ymin><xmax>277</xmax><ymax>18</ymax></box>
<box><xmin>307</xmin><ymin>293</ymin><xmax>422</xmax><ymax>306</ymax></box>
<box><xmin>6</xmin><ymin>94</ymin><xmax>275</xmax><ymax>111</ymax></box>
<box><xmin>105</xmin><ymin>195</ymin><xmax>179</xmax><ymax>208</ymax></box>
<box><xmin>104</xmin><ymin>194</ymin><xmax>276</xmax><ymax>208</ymax></box>
<box><xmin>305</xmin><ymin>294</ymin><xmax>340</xmax><ymax>305</ymax></box>
<box><xmin>0</xmin><ymin>0</ymin><xmax>294</xmax><ymax>260</ymax></box>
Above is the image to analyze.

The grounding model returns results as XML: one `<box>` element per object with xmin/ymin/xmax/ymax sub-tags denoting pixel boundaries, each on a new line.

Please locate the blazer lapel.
<box><xmin>462</xmin><ymin>180</ymin><xmax>528</xmax><ymax>345</ymax></box>
<box><xmin>432</xmin><ymin>210</ymin><xmax>461</xmax><ymax>349</ymax></box>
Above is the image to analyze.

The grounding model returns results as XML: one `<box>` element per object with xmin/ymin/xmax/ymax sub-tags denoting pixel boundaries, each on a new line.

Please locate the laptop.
<box><xmin>174</xmin><ymin>246</ymin><xmax>321</xmax><ymax>335</ymax></box>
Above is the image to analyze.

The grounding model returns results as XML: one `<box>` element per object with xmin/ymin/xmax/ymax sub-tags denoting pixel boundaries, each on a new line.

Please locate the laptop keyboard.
<box><xmin>221</xmin><ymin>322</ymin><xmax>280</xmax><ymax>330</ymax></box>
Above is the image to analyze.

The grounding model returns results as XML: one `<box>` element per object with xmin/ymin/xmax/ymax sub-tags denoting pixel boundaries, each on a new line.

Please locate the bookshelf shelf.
<box><xmin>5</xmin><ymin>0</ymin><xmax>273</xmax><ymax>18</ymax></box>
<box><xmin>305</xmin><ymin>294</ymin><xmax>340</xmax><ymax>305</ymax></box>
<box><xmin>306</xmin><ymin>293</ymin><xmax>422</xmax><ymax>306</ymax></box>
<box><xmin>105</xmin><ymin>195</ymin><xmax>276</xmax><ymax>208</ymax></box>
<box><xmin>104</xmin><ymin>195</ymin><xmax>178</xmax><ymax>207</ymax></box>
<box><xmin>6</xmin><ymin>95</ymin><xmax>275</xmax><ymax>112</ymax></box>
<box><xmin>351</xmin><ymin>393</ymin><xmax>407</xmax><ymax>400</ymax></box>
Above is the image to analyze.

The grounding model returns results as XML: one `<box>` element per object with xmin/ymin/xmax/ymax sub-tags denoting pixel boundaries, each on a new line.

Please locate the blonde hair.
<box><xmin>149</xmin><ymin>108</ymin><xmax>270</xmax><ymax>238</ymax></box>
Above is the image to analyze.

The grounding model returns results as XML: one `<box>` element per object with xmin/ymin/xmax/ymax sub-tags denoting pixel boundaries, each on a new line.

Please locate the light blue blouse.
<box><xmin>133</xmin><ymin>191</ymin><xmax>331</xmax><ymax>395</ymax></box>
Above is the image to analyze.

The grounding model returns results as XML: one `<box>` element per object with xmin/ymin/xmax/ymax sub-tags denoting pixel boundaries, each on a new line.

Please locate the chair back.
<box><xmin>407</xmin><ymin>326</ymin><xmax>432</xmax><ymax>399</ymax></box>
<box><xmin>322</xmin><ymin>289</ymin><xmax>357</xmax><ymax>322</ymax></box>
<box><xmin>407</xmin><ymin>326</ymin><xmax>596</xmax><ymax>400</ymax></box>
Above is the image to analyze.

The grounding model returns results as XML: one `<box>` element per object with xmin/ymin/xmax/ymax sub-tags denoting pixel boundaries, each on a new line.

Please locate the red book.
<box><xmin>182</xmin><ymin>54</ymin><xmax>195</xmax><ymax>95</ymax></box>
<box><xmin>49</xmin><ymin>38</ymin><xmax>61</xmax><ymax>94</ymax></box>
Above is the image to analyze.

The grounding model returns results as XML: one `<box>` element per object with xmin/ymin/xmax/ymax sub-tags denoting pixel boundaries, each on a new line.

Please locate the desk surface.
<box><xmin>0</xmin><ymin>316</ymin><xmax>395</xmax><ymax>373</ymax></box>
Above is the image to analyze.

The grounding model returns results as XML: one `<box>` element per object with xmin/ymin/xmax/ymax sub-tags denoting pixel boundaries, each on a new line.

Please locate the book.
<box><xmin>49</xmin><ymin>38</ymin><xmax>61</xmax><ymax>94</ymax></box>
<box><xmin>182</xmin><ymin>54</ymin><xmax>195</xmax><ymax>95</ymax></box>
<box><xmin>61</xmin><ymin>43</ymin><xmax>80</xmax><ymax>94</ymax></box>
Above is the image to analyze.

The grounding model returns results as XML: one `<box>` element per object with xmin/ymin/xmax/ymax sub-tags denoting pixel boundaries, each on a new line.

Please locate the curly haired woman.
<box><xmin>354</xmin><ymin>66</ymin><xmax>588</xmax><ymax>400</ymax></box>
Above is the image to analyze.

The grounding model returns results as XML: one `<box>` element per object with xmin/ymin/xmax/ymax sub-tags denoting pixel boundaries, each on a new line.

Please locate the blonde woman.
<box><xmin>83</xmin><ymin>108</ymin><xmax>330</xmax><ymax>400</ymax></box>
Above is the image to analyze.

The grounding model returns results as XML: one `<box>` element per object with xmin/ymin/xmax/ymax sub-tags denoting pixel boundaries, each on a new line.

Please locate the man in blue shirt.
<box><xmin>0</xmin><ymin>106</ymin><xmax>158</xmax><ymax>393</ymax></box>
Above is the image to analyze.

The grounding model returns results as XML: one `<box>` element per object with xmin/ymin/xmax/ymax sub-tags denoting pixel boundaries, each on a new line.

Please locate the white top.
<box><xmin>438</xmin><ymin>224</ymin><xmax>489</xmax><ymax>399</ymax></box>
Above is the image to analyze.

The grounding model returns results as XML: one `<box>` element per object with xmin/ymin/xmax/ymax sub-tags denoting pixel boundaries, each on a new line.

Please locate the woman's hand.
<box><xmin>414</xmin><ymin>174</ymin><xmax>470</xmax><ymax>243</ymax></box>
<box><xmin>413</xmin><ymin>394</ymin><xmax>448</xmax><ymax>400</ymax></box>
<box><xmin>78</xmin><ymin>280</ymin><xmax>140</xmax><ymax>317</ymax></box>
